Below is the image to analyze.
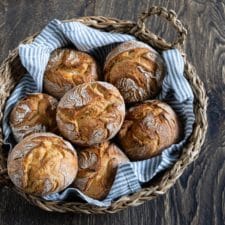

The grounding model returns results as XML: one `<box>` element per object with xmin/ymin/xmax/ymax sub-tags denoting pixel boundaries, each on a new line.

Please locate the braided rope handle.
<box><xmin>135</xmin><ymin>6</ymin><xmax>187</xmax><ymax>49</ymax></box>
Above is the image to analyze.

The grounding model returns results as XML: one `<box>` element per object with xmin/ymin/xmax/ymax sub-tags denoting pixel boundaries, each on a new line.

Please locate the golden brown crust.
<box><xmin>104</xmin><ymin>40</ymin><xmax>165</xmax><ymax>103</ymax></box>
<box><xmin>56</xmin><ymin>81</ymin><xmax>125</xmax><ymax>146</ymax></box>
<box><xmin>7</xmin><ymin>133</ymin><xmax>78</xmax><ymax>196</ymax></box>
<box><xmin>118</xmin><ymin>100</ymin><xmax>182</xmax><ymax>160</ymax></box>
<box><xmin>73</xmin><ymin>142</ymin><xmax>129</xmax><ymax>200</ymax></box>
<box><xmin>10</xmin><ymin>93</ymin><xmax>58</xmax><ymax>142</ymax></box>
<box><xmin>44</xmin><ymin>48</ymin><xmax>99</xmax><ymax>99</ymax></box>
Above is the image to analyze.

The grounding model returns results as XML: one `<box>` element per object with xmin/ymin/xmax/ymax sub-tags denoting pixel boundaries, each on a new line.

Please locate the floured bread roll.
<box><xmin>73</xmin><ymin>142</ymin><xmax>129</xmax><ymax>200</ymax></box>
<box><xmin>118</xmin><ymin>100</ymin><xmax>181</xmax><ymax>160</ymax></box>
<box><xmin>57</xmin><ymin>81</ymin><xmax>125</xmax><ymax>146</ymax></box>
<box><xmin>104</xmin><ymin>40</ymin><xmax>165</xmax><ymax>103</ymax></box>
<box><xmin>10</xmin><ymin>93</ymin><xmax>58</xmax><ymax>142</ymax></box>
<box><xmin>44</xmin><ymin>48</ymin><xmax>99</xmax><ymax>99</ymax></box>
<box><xmin>7</xmin><ymin>133</ymin><xmax>78</xmax><ymax>196</ymax></box>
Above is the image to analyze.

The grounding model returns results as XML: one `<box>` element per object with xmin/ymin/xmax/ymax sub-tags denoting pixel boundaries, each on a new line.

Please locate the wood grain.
<box><xmin>0</xmin><ymin>0</ymin><xmax>225</xmax><ymax>224</ymax></box>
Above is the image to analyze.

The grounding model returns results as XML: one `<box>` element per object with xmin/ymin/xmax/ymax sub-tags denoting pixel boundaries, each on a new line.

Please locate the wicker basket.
<box><xmin>0</xmin><ymin>6</ymin><xmax>208</xmax><ymax>214</ymax></box>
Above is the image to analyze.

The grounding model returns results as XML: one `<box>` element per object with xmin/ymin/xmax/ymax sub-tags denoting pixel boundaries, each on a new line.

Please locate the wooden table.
<box><xmin>0</xmin><ymin>0</ymin><xmax>224</xmax><ymax>224</ymax></box>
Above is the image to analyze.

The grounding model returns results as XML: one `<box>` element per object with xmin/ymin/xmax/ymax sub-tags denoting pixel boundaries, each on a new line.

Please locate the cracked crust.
<box><xmin>10</xmin><ymin>93</ymin><xmax>58</xmax><ymax>142</ymax></box>
<box><xmin>118</xmin><ymin>100</ymin><xmax>182</xmax><ymax>160</ymax></box>
<box><xmin>56</xmin><ymin>81</ymin><xmax>125</xmax><ymax>146</ymax></box>
<box><xmin>44</xmin><ymin>48</ymin><xmax>99</xmax><ymax>99</ymax></box>
<box><xmin>7</xmin><ymin>133</ymin><xmax>78</xmax><ymax>196</ymax></box>
<box><xmin>104</xmin><ymin>40</ymin><xmax>165</xmax><ymax>103</ymax></box>
<box><xmin>73</xmin><ymin>141</ymin><xmax>129</xmax><ymax>200</ymax></box>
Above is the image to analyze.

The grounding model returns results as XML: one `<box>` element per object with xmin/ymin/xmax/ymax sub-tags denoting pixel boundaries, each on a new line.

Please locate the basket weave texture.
<box><xmin>0</xmin><ymin>6</ymin><xmax>208</xmax><ymax>214</ymax></box>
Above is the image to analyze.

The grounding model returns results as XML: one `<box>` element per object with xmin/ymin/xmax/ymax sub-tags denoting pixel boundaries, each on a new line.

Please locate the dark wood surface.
<box><xmin>0</xmin><ymin>0</ymin><xmax>224</xmax><ymax>224</ymax></box>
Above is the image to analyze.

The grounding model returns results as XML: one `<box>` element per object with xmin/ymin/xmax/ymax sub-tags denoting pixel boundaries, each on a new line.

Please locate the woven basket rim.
<box><xmin>0</xmin><ymin>6</ymin><xmax>208</xmax><ymax>214</ymax></box>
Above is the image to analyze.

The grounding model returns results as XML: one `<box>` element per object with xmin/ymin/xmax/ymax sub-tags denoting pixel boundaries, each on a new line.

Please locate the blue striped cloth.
<box><xmin>2</xmin><ymin>19</ymin><xmax>194</xmax><ymax>207</ymax></box>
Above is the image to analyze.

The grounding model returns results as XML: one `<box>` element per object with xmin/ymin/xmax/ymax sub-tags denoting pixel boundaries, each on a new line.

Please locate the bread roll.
<box><xmin>73</xmin><ymin>142</ymin><xmax>129</xmax><ymax>200</ymax></box>
<box><xmin>44</xmin><ymin>48</ymin><xmax>99</xmax><ymax>99</ymax></box>
<box><xmin>57</xmin><ymin>81</ymin><xmax>125</xmax><ymax>146</ymax></box>
<box><xmin>104</xmin><ymin>40</ymin><xmax>165</xmax><ymax>103</ymax></box>
<box><xmin>118</xmin><ymin>100</ymin><xmax>181</xmax><ymax>160</ymax></box>
<box><xmin>7</xmin><ymin>133</ymin><xmax>78</xmax><ymax>196</ymax></box>
<box><xmin>10</xmin><ymin>93</ymin><xmax>58</xmax><ymax>142</ymax></box>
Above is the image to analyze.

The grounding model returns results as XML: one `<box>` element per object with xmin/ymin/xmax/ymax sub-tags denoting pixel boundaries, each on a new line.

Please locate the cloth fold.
<box><xmin>2</xmin><ymin>19</ymin><xmax>194</xmax><ymax>207</ymax></box>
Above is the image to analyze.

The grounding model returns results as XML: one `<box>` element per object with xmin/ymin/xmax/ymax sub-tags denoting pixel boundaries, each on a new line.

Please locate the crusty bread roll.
<box><xmin>10</xmin><ymin>93</ymin><xmax>58</xmax><ymax>142</ymax></box>
<box><xmin>118</xmin><ymin>100</ymin><xmax>181</xmax><ymax>160</ymax></box>
<box><xmin>7</xmin><ymin>133</ymin><xmax>78</xmax><ymax>196</ymax></box>
<box><xmin>73</xmin><ymin>142</ymin><xmax>129</xmax><ymax>200</ymax></box>
<box><xmin>104</xmin><ymin>40</ymin><xmax>165</xmax><ymax>103</ymax></box>
<box><xmin>56</xmin><ymin>81</ymin><xmax>125</xmax><ymax>146</ymax></box>
<box><xmin>44</xmin><ymin>48</ymin><xmax>99</xmax><ymax>99</ymax></box>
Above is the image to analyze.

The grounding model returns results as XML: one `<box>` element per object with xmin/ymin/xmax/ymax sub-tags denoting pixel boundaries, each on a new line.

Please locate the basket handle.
<box><xmin>135</xmin><ymin>6</ymin><xmax>187</xmax><ymax>49</ymax></box>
